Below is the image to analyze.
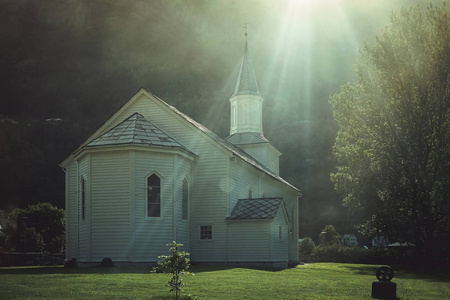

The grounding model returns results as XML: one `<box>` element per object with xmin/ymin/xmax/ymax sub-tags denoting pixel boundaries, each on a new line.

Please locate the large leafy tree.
<box><xmin>330</xmin><ymin>4</ymin><xmax>450</xmax><ymax>260</ymax></box>
<box><xmin>3</xmin><ymin>203</ymin><xmax>65</xmax><ymax>253</ymax></box>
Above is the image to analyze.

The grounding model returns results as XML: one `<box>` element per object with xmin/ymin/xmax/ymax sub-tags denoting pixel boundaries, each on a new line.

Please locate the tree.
<box><xmin>3</xmin><ymin>203</ymin><xmax>65</xmax><ymax>253</ymax></box>
<box><xmin>319</xmin><ymin>225</ymin><xmax>341</xmax><ymax>246</ymax></box>
<box><xmin>299</xmin><ymin>237</ymin><xmax>316</xmax><ymax>255</ymax></box>
<box><xmin>155</xmin><ymin>241</ymin><xmax>191</xmax><ymax>300</ymax></box>
<box><xmin>330</xmin><ymin>3</ymin><xmax>450</xmax><ymax>261</ymax></box>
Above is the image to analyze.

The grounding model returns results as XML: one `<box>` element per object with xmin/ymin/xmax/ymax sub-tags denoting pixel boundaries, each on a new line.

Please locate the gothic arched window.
<box><xmin>147</xmin><ymin>174</ymin><xmax>161</xmax><ymax>217</ymax></box>
<box><xmin>182</xmin><ymin>178</ymin><xmax>189</xmax><ymax>220</ymax></box>
<box><xmin>80</xmin><ymin>176</ymin><xmax>86</xmax><ymax>221</ymax></box>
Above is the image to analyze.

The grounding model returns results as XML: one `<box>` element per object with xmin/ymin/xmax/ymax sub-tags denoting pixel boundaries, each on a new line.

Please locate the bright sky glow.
<box><xmin>265</xmin><ymin>0</ymin><xmax>344</xmax><ymax>118</ymax></box>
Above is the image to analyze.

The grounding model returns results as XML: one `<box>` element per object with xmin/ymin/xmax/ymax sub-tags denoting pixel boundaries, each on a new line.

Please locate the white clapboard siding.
<box><xmin>229</xmin><ymin>161</ymin><xmax>260</xmax><ymax>209</ymax></box>
<box><xmin>266</xmin><ymin>146</ymin><xmax>280</xmax><ymax>176</ymax></box>
<box><xmin>227</xmin><ymin>220</ymin><xmax>272</xmax><ymax>262</ymax></box>
<box><xmin>133</xmin><ymin>150</ymin><xmax>176</xmax><ymax>261</ymax></box>
<box><xmin>65</xmin><ymin>162</ymin><xmax>78</xmax><ymax>260</ymax></box>
<box><xmin>89</xmin><ymin>152</ymin><xmax>130</xmax><ymax>261</ymax></box>
<box><xmin>235</xmin><ymin>144</ymin><xmax>280</xmax><ymax>176</ymax></box>
<box><xmin>230</xmin><ymin>158</ymin><xmax>298</xmax><ymax>263</ymax></box>
<box><xmin>120</xmin><ymin>94</ymin><xmax>230</xmax><ymax>262</ymax></box>
<box><xmin>175</xmin><ymin>157</ymin><xmax>193</xmax><ymax>252</ymax></box>
<box><xmin>190</xmin><ymin>153</ymin><xmax>229</xmax><ymax>262</ymax></box>
<box><xmin>259</xmin><ymin>176</ymin><xmax>299</xmax><ymax>263</ymax></box>
<box><xmin>77</xmin><ymin>156</ymin><xmax>90</xmax><ymax>261</ymax></box>
<box><xmin>271</xmin><ymin>209</ymin><xmax>288</xmax><ymax>262</ymax></box>
<box><xmin>238</xmin><ymin>145</ymin><xmax>267</xmax><ymax>168</ymax></box>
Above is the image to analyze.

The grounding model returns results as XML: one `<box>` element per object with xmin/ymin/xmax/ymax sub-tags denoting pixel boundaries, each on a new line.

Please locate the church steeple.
<box><xmin>232</xmin><ymin>35</ymin><xmax>260</xmax><ymax>97</ymax></box>
<box><xmin>228</xmin><ymin>30</ymin><xmax>264</xmax><ymax>136</ymax></box>
<box><xmin>226</xmin><ymin>30</ymin><xmax>281</xmax><ymax>176</ymax></box>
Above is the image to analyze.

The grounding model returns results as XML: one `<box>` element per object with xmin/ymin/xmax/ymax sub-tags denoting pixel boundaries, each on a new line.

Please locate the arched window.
<box><xmin>182</xmin><ymin>178</ymin><xmax>189</xmax><ymax>220</ymax></box>
<box><xmin>80</xmin><ymin>177</ymin><xmax>86</xmax><ymax>220</ymax></box>
<box><xmin>147</xmin><ymin>174</ymin><xmax>161</xmax><ymax>217</ymax></box>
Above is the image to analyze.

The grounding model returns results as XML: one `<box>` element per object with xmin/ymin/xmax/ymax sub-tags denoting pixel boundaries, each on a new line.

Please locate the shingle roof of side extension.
<box><xmin>227</xmin><ymin>198</ymin><xmax>282</xmax><ymax>220</ymax></box>
<box><xmin>232</xmin><ymin>41</ymin><xmax>260</xmax><ymax>97</ymax></box>
<box><xmin>86</xmin><ymin>112</ymin><xmax>193</xmax><ymax>154</ymax></box>
<box><xmin>226</xmin><ymin>132</ymin><xmax>269</xmax><ymax>145</ymax></box>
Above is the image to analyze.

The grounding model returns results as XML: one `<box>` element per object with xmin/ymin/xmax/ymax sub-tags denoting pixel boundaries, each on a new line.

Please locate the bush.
<box><xmin>309</xmin><ymin>245</ymin><xmax>415</xmax><ymax>264</ymax></box>
<box><xmin>2</xmin><ymin>203</ymin><xmax>65</xmax><ymax>253</ymax></box>
<box><xmin>299</xmin><ymin>237</ymin><xmax>315</xmax><ymax>256</ymax></box>
<box><xmin>319</xmin><ymin>225</ymin><xmax>341</xmax><ymax>246</ymax></box>
<box><xmin>155</xmin><ymin>241</ymin><xmax>191</xmax><ymax>300</ymax></box>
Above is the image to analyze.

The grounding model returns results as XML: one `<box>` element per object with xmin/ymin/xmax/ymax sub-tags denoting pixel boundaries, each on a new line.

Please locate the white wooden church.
<box><xmin>61</xmin><ymin>37</ymin><xmax>300</xmax><ymax>268</ymax></box>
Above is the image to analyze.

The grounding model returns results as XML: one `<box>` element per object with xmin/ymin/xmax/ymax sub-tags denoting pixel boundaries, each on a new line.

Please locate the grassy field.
<box><xmin>1</xmin><ymin>263</ymin><xmax>449</xmax><ymax>299</ymax></box>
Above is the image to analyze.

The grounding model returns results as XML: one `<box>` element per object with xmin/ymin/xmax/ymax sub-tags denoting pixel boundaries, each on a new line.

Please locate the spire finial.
<box><xmin>243</xmin><ymin>23</ymin><xmax>248</xmax><ymax>40</ymax></box>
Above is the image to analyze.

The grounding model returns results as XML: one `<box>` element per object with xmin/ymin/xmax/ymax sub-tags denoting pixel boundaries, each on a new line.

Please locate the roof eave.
<box><xmin>73</xmin><ymin>143</ymin><xmax>197</xmax><ymax>162</ymax></box>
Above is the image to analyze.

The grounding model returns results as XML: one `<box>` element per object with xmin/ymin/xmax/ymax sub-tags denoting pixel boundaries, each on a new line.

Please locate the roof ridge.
<box><xmin>85</xmin><ymin>111</ymin><xmax>195</xmax><ymax>155</ymax></box>
<box><xmin>148</xmin><ymin>92</ymin><xmax>298</xmax><ymax>192</ymax></box>
<box><xmin>123</xmin><ymin>113</ymin><xmax>139</xmax><ymax>142</ymax></box>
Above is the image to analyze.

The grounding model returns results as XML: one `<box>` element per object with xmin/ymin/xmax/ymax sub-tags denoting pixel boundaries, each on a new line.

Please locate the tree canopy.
<box><xmin>319</xmin><ymin>225</ymin><xmax>341</xmax><ymax>246</ymax></box>
<box><xmin>1</xmin><ymin>203</ymin><xmax>65</xmax><ymax>253</ymax></box>
<box><xmin>330</xmin><ymin>3</ymin><xmax>450</xmax><ymax>260</ymax></box>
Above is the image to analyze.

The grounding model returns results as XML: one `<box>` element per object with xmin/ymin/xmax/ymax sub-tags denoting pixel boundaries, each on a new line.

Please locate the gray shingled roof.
<box><xmin>232</xmin><ymin>41</ymin><xmax>260</xmax><ymax>97</ymax></box>
<box><xmin>226</xmin><ymin>132</ymin><xmax>269</xmax><ymax>145</ymax></box>
<box><xmin>227</xmin><ymin>198</ymin><xmax>282</xmax><ymax>220</ymax></box>
<box><xmin>86</xmin><ymin>112</ymin><xmax>191</xmax><ymax>153</ymax></box>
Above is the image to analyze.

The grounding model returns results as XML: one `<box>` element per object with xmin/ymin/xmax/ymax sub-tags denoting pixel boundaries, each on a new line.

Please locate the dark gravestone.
<box><xmin>99</xmin><ymin>258</ymin><xmax>114</xmax><ymax>267</ymax></box>
<box><xmin>372</xmin><ymin>265</ymin><xmax>397</xmax><ymax>299</ymax></box>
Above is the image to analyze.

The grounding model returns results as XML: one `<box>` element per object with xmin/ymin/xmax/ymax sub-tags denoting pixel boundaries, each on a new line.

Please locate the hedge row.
<box><xmin>300</xmin><ymin>245</ymin><xmax>415</xmax><ymax>265</ymax></box>
<box><xmin>0</xmin><ymin>252</ymin><xmax>64</xmax><ymax>267</ymax></box>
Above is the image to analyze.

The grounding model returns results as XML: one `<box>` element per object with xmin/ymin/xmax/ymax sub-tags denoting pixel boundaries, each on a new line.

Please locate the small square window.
<box><xmin>200</xmin><ymin>225</ymin><xmax>212</xmax><ymax>240</ymax></box>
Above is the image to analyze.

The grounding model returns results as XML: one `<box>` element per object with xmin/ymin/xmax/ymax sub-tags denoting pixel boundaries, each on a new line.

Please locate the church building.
<box><xmin>61</xmin><ymin>36</ymin><xmax>300</xmax><ymax>268</ymax></box>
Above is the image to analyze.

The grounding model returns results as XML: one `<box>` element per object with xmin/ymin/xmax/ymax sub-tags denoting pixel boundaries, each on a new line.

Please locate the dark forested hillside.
<box><xmin>0</xmin><ymin>0</ymin><xmax>435</xmax><ymax>239</ymax></box>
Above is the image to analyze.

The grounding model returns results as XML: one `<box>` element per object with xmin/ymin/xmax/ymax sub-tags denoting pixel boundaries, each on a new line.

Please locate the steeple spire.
<box><xmin>226</xmin><ymin>28</ymin><xmax>281</xmax><ymax>176</ymax></box>
<box><xmin>232</xmin><ymin>27</ymin><xmax>260</xmax><ymax>97</ymax></box>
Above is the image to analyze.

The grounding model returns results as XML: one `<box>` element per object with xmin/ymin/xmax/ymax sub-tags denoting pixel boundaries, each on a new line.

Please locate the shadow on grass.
<box><xmin>149</xmin><ymin>296</ymin><xmax>196</xmax><ymax>300</ymax></box>
<box><xmin>189</xmin><ymin>264</ymin><xmax>285</xmax><ymax>273</ymax></box>
<box><xmin>342</xmin><ymin>265</ymin><xmax>377</xmax><ymax>276</ymax></box>
<box><xmin>0</xmin><ymin>266</ymin><xmax>155</xmax><ymax>275</ymax></box>
<box><xmin>0</xmin><ymin>264</ymin><xmax>285</xmax><ymax>275</ymax></box>
<box><xmin>343</xmin><ymin>264</ymin><xmax>450</xmax><ymax>283</ymax></box>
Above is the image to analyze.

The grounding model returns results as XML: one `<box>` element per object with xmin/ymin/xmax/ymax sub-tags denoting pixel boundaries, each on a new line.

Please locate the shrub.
<box><xmin>2</xmin><ymin>203</ymin><xmax>65</xmax><ymax>253</ymax></box>
<box><xmin>310</xmin><ymin>244</ymin><xmax>414</xmax><ymax>264</ymax></box>
<box><xmin>299</xmin><ymin>237</ymin><xmax>315</xmax><ymax>256</ymax></box>
<box><xmin>155</xmin><ymin>241</ymin><xmax>191</xmax><ymax>300</ymax></box>
<box><xmin>319</xmin><ymin>225</ymin><xmax>341</xmax><ymax>246</ymax></box>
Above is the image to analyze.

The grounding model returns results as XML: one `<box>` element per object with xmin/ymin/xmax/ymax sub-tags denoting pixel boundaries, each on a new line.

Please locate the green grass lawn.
<box><xmin>1</xmin><ymin>263</ymin><xmax>449</xmax><ymax>299</ymax></box>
